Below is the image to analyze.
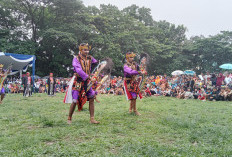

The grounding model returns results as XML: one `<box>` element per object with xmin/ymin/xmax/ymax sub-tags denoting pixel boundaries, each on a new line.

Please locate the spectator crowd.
<box><xmin>3</xmin><ymin>77</ymin><xmax>70</xmax><ymax>94</ymax></box>
<box><xmin>3</xmin><ymin>72</ymin><xmax>232</xmax><ymax>101</ymax></box>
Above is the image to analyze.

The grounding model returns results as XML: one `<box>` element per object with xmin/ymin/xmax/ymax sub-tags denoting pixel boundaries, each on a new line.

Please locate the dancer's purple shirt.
<box><xmin>123</xmin><ymin>64</ymin><xmax>139</xmax><ymax>77</ymax></box>
<box><xmin>72</xmin><ymin>56</ymin><xmax>98</xmax><ymax>81</ymax></box>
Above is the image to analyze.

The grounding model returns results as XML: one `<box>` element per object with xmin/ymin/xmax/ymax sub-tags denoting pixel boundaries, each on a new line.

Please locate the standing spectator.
<box><xmin>190</xmin><ymin>77</ymin><xmax>195</xmax><ymax>91</ymax></box>
<box><xmin>210</xmin><ymin>73</ymin><xmax>217</xmax><ymax>86</ymax></box>
<box><xmin>34</xmin><ymin>79</ymin><xmax>40</xmax><ymax>93</ymax></box>
<box><xmin>47</xmin><ymin>73</ymin><xmax>56</xmax><ymax>96</ymax></box>
<box><xmin>216</xmin><ymin>73</ymin><xmax>225</xmax><ymax>87</ymax></box>
<box><xmin>224</xmin><ymin>73</ymin><xmax>231</xmax><ymax>86</ymax></box>
<box><xmin>22</xmin><ymin>72</ymin><xmax>33</xmax><ymax>97</ymax></box>
<box><xmin>204</xmin><ymin>72</ymin><xmax>211</xmax><ymax>84</ymax></box>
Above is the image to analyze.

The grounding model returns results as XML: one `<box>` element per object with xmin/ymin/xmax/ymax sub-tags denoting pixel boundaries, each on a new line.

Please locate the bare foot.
<box><xmin>67</xmin><ymin>120</ymin><xmax>72</xmax><ymax>124</ymax></box>
<box><xmin>134</xmin><ymin>111</ymin><xmax>141</xmax><ymax>116</ymax></box>
<box><xmin>90</xmin><ymin>118</ymin><xmax>100</xmax><ymax>124</ymax></box>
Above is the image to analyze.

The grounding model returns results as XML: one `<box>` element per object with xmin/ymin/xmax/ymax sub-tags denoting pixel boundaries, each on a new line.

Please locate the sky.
<box><xmin>83</xmin><ymin>0</ymin><xmax>232</xmax><ymax>38</ymax></box>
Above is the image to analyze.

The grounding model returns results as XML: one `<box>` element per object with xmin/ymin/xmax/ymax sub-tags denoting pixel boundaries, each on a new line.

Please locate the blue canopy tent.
<box><xmin>0</xmin><ymin>52</ymin><xmax>36</xmax><ymax>83</ymax></box>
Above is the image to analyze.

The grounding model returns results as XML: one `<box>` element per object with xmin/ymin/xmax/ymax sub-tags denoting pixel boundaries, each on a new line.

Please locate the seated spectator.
<box><xmin>150</xmin><ymin>85</ymin><xmax>157</xmax><ymax>95</ymax></box>
<box><xmin>163</xmin><ymin>87</ymin><xmax>171</xmax><ymax>97</ymax></box>
<box><xmin>177</xmin><ymin>88</ymin><xmax>185</xmax><ymax>99</ymax></box>
<box><xmin>209</xmin><ymin>88</ymin><xmax>219</xmax><ymax>101</ymax></box>
<box><xmin>108</xmin><ymin>88</ymin><xmax>115</xmax><ymax>94</ymax></box>
<box><xmin>115</xmin><ymin>86</ymin><xmax>124</xmax><ymax>95</ymax></box>
<box><xmin>184</xmin><ymin>88</ymin><xmax>194</xmax><ymax>99</ymax></box>
<box><xmin>198</xmin><ymin>88</ymin><xmax>206</xmax><ymax>101</ymax></box>
<box><xmin>170</xmin><ymin>88</ymin><xmax>177</xmax><ymax>97</ymax></box>
<box><xmin>145</xmin><ymin>86</ymin><xmax>152</xmax><ymax>97</ymax></box>
<box><xmin>106</xmin><ymin>85</ymin><xmax>111</xmax><ymax>94</ymax></box>
<box><xmin>193</xmin><ymin>88</ymin><xmax>199</xmax><ymax>99</ymax></box>
<box><xmin>205</xmin><ymin>88</ymin><xmax>212</xmax><ymax>100</ymax></box>
<box><xmin>154</xmin><ymin>88</ymin><xmax>162</xmax><ymax>96</ymax></box>
<box><xmin>218</xmin><ymin>88</ymin><xmax>224</xmax><ymax>101</ymax></box>
<box><xmin>226</xmin><ymin>88</ymin><xmax>232</xmax><ymax>101</ymax></box>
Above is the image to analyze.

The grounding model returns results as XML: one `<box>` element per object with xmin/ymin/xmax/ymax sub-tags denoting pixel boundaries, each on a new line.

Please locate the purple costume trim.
<box><xmin>0</xmin><ymin>87</ymin><xmax>5</xmax><ymax>94</ymax></box>
<box><xmin>123</xmin><ymin>65</ymin><xmax>139</xmax><ymax>77</ymax></box>
<box><xmin>72</xmin><ymin>56</ymin><xmax>97</xmax><ymax>81</ymax></box>
<box><xmin>72</xmin><ymin>56</ymin><xmax>98</xmax><ymax>100</ymax></box>
<box><xmin>72</xmin><ymin>90</ymin><xmax>79</xmax><ymax>100</ymax></box>
<box><xmin>130</xmin><ymin>92</ymin><xmax>137</xmax><ymax>99</ymax></box>
<box><xmin>72</xmin><ymin>88</ymin><xmax>96</xmax><ymax>100</ymax></box>
<box><xmin>123</xmin><ymin>64</ymin><xmax>139</xmax><ymax>99</ymax></box>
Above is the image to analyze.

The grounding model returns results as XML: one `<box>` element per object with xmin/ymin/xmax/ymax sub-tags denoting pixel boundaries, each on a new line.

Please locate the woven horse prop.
<box><xmin>138</xmin><ymin>53</ymin><xmax>149</xmax><ymax>96</ymax></box>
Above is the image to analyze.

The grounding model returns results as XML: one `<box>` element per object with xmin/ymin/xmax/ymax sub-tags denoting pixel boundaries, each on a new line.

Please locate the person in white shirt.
<box><xmin>184</xmin><ymin>88</ymin><xmax>194</xmax><ymax>99</ymax></box>
<box><xmin>204</xmin><ymin>72</ymin><xmax>211</xmax><ymax>84</ymax></box>
<box><xmin>224</xmin><ymin>73</ymin><xmax>231</xmax><ymax>86</ymax></box>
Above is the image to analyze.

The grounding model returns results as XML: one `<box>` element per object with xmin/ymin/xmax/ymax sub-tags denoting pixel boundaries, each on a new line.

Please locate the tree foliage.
<box><xmin>1</xmin><ymin>0</ymin><xmax>231</xmax><ymax>76</ymax></box>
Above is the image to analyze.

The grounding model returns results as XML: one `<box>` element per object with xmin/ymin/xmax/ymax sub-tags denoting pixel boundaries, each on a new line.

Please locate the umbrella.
<box><xmin>219</xmin><ymin>63</ymin><xmax>232</xmax><ymax>70</ymax></box>
<box><xmin>34</xmin><ymin>75</ymin><xmax>41</xmax><ymax>79</ymax></box>
<box><xmin>171</xmin><ymin>70</ymin><xmax>184</xmax><ymax>76</ymax></box>
<box><xmin>42</xmin><ymin>76</ymin><xmax>49</xmax><ymax>79</ymax></box>
<box><xmin>184</xmin><ymin>70</ymin><xmax>195</xmax><ymax>75</ymax></box>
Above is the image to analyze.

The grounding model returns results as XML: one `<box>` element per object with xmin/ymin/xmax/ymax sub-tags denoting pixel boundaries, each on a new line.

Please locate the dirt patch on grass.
<box><xmin>45</xmin><ymin>141</ymin><xmax>55</xmax><ymax>145</ymax></box>
<box><xmin>157</xmin><ymin>137</ymin><xmax>176</xmax><ymax>145</ymax></box>
<box><xmin>109</xmin><ymin>146</ymin><xmax>121</xmax><ymax>155</ymax></box>
<box><xmin>193</xmin><ymin>141</ymin><xmax>198</xmax><ymax>146</ymax></box>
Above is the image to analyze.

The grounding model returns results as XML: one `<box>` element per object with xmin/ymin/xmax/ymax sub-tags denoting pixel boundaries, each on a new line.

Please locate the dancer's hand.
<box><xmin>139</xmin><ymin>70</ymin><xmax>147</xmax><ymax>75</ymax></box>
<box><xmin>7</xmin><ymin>69</ymin><xmax>11</xmax><ymax>74</ymax></box>
<box><xmin>142</xmin><ymin>70</ymin><xmax>147</xmax><ymax>75</ymax></box>
<box><xmin>91</xmin><ymin>77</ymin><xmax>96</xmax><ymax>83</ymax></box>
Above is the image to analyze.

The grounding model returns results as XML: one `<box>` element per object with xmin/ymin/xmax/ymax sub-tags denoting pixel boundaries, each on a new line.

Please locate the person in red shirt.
<box><xmin>111</xmin><ymin>77</ymin><xmax>117</xmax><ymax>89</ymax></box>
<box><xmin>22</xmin><ymin>72</ymin><xmax>33</xmax><ymax>97</ymax></box>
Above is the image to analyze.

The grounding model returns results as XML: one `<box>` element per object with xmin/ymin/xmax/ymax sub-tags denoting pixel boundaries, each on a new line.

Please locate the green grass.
<box><xmin>0</xmin><ymin>93</ymin><xmax>232</xmax><ymax>156</ymax></box>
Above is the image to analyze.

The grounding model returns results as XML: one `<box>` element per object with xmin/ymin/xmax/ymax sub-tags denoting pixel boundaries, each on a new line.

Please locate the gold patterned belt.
<box><xmin>124</xmin><ymin>78</ymin><xmax>132</xmax><ymax>81</ymax></box>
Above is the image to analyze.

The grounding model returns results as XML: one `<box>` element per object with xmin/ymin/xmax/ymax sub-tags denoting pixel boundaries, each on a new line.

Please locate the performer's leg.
<box><xmin>23</xmin><ymin>87</ymin><xmax>26</xmax><ymax>96</ymax></box>
<box><xmin>67</xmin><ymin>102</ymin><xmax>77</xmax><ymax>124</ymax></box>
<box><xmin>26</xmin><ymin>86</ymin><xmax>29</xmax><ymax>97</ymax></box>
<box><xmin>29</xmin><ymin>86</ymin><xmax>32</xmax><ymax>97</ymax></box>
<box><xmin>0</xmin><ymin>88</ymin><xmax>5</xmax><ymax>103</ymax></box>
<box><xmin>129</xmin><ymin>100</ymin><xmax>133</xmax><ymax>113</ymax></box>
<box><xmin>89</xmin><ymin>98</ymin><xmax>100</xmax><ymax>124</ymax></box>
<box><xmin>0</xmin><ymin>94</ymin><xmax>4</xmax><ymax>104</ymax></box>
<box><xmin>132</xmin><ymin>99</ymin><xmax>141</xmax><ymax>116</ymax></box>
<box><xmin>1</xmin><ymin>93</ymin><xmax>5</xmax><ymax>101</ymax></box>
<box><xmin>129</xmin><ymin>92</ymin><xmax>136</xmax><ymax>113</ymax></box>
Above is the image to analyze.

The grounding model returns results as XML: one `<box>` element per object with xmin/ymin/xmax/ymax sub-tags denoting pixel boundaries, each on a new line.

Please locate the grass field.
<box><xmin>0</xmin><ymin>93</ymin><xmax>232</xmax><ymax>156</ymax></box>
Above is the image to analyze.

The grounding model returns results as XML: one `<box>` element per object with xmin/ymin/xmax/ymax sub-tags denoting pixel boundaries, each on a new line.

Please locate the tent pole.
<box><xmin>20</xmin><ymin>70</ymin><xmax>22</xmax><ymax>80</ymax></box>
<box><xmin>32</xmin><ymin>55</ymin><xmax>36</xmax><ymax>92</ymax></box>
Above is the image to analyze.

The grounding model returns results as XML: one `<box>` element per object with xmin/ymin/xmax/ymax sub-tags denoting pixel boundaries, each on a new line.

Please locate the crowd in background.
<box><xmin>142</xmin><ymin>72</ymin><xmax>232</xmax><ymax>101</ymax></box>
<box><xmin>3</xmin><ymin>72</ymin><xmax>232</xmax><ymax>101</ymax></box>
<box><xmin>3</xmin><ymin>77</ymin><xmax>70</xmax><ymax>94</ymax></box>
